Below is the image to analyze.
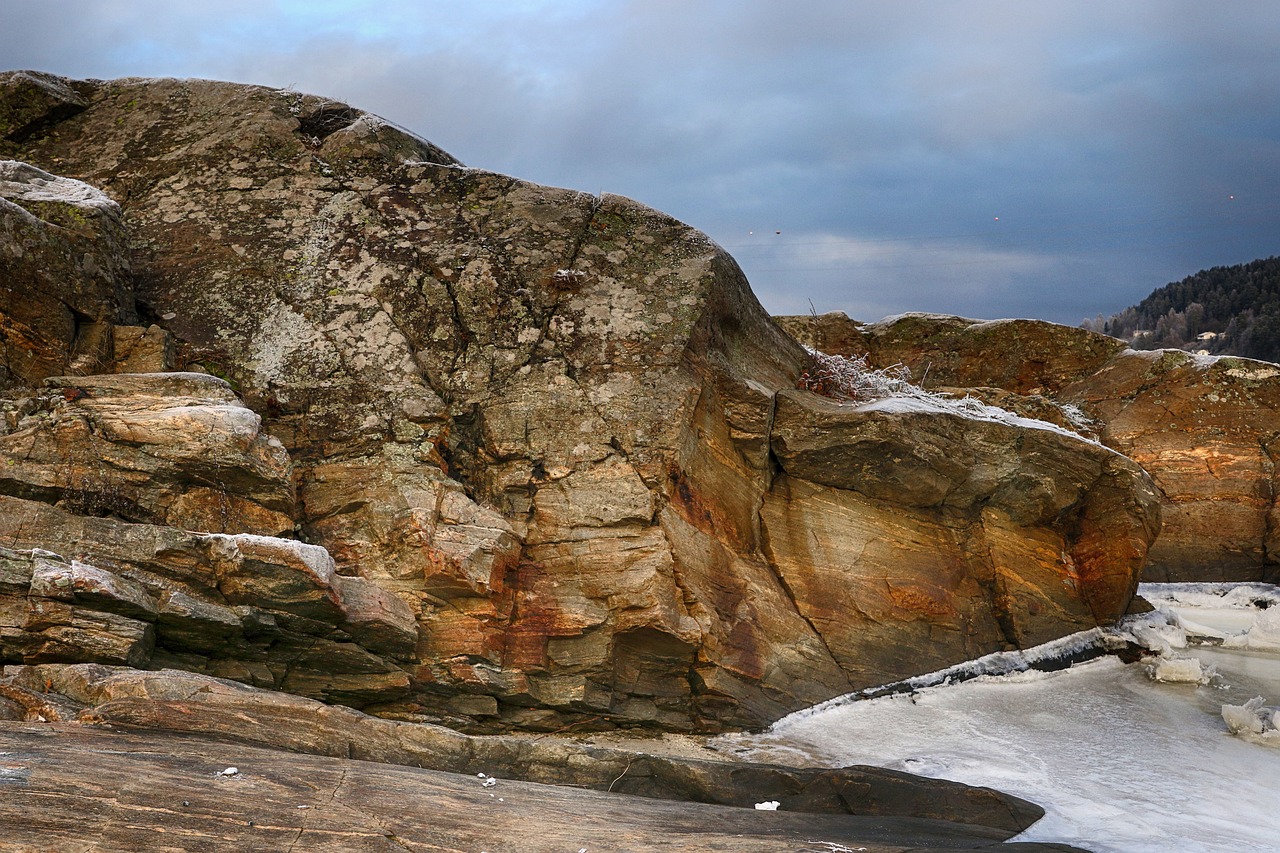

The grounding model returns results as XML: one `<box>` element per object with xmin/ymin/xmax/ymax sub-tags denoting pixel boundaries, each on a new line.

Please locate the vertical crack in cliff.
<box><xmin>561</xmin><ymin>193</ymin><xmax>602</xmax><ymax>275</ymax></box>
<box><xmin>960</xmin><ymin>512</ymin><xmax>1023</xmax><ymax>650</ymax></box>
<box><xmin>540</xmin><ymin>194</ymin><xmax>635</xmax><ymax>469</ymax></box>
<box><xmin>751</xmin><ymin>397</ymin><xmax>854</xmax><ymax>686</ymax></box>
<box><xmin>752</xmin><ymin>480</ymin><xmax>852</xmax><ymax>687</ymax></box>
<box><xmin>746</xmin><ymin>390</ymin><xmax>782</xmax><ymax>555</ymax></box>
<box><xmin>436</xmin><ymin>271</ymin><xmax>469</xmax><ymax>377</ymax></box>
<box><xmin>1261</xmin><ymin>433</ymin><xmax>1279</xmax><ymax>575</ymax></box>
<box><xmin>526</xmin><ymin>191</ymin><xmax>601</xmax><ymax>364</ymax></box>
<box><xmin>369</xmin><ymin>266</ymin><xmax>457</xmax><ymax>408</ymax></box>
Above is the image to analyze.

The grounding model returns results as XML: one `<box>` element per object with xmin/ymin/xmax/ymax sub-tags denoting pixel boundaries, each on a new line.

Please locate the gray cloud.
<box><xmin>3</xmin><ymin>0</ymin><xmax>1278</xmax><ymax>324</ymax></box>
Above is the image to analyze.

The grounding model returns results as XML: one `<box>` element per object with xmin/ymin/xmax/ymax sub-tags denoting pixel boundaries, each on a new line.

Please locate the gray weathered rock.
<box><xmin>0</xmin><ymin>158</ymin><xmax>134</xmax><ymax>389</ymax></box>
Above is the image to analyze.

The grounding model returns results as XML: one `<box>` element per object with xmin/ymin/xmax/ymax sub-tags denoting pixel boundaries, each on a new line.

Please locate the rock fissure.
<box><xmin>964</xmin><ymin>520</ymin><xmax>1022</xmax><ymax>650</ymax></box>
<box><xmin>754</xmin><ymin>496</ymin><xmax>850</xmax><ymax>679</ymax></box>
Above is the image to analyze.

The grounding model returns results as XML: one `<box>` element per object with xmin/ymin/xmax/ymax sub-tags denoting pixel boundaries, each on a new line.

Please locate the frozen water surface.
<box><xmin>718</xmin><ymin>584</ymin><xmax>1280</xmax><ymax>853</ymax></box>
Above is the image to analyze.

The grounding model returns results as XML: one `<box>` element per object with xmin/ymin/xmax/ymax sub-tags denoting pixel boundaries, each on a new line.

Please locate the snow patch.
<box><xmin>798</xmin><ymin>346</ymin><xmax>1106</xmax><ymax>447</ymax></box>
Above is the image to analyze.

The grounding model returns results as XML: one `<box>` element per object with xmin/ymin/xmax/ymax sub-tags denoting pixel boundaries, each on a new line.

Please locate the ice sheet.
<box><xmin>719</xmin><ymin>585</ymin><xmax>1280</xmax><ymax>853</ymax></box>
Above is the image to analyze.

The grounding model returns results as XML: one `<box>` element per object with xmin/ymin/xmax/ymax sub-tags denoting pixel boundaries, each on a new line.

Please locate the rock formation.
<box><xmin>1</xmin><ymin>70</ymin><xmax>1161</xmax><ymax>736</ymax></box>
<box><xmin>778</xmin><ymin>312</ymin><xmax>1280</xmax><ymax>584</ymax></box>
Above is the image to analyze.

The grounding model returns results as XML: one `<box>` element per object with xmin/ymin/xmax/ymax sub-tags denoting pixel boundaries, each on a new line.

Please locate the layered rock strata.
<box><xmin>1</xmin><ymin>70</ymin><xmax>1161</xmax><ymax>732</ymax></box>
<box><xmin>780</xmin><ymin>312</ymin><xmax>1280</xmax><ymax>583</ymax></box>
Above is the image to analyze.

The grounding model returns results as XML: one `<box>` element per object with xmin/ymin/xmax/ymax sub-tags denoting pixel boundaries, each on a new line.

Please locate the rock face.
<box><xmin>0</xmin><ymin>70</ymin><xmax>1162</xmax><ymax>732</ymax></box>
<box><xmin>779</xmin><ymin>312</ymin><xmax>1280</xmax><ymax>583</ymax></box>
<box><xmin>0</xmin><ymin>527</ymin><xmax>419</xmax><ymax>706</ymax></box>
<box><xmin>766</xmin><ymin>390</ymin><xmax>1157</xmax><ymax>682</ymax></box>
<box><xmin>1</xmin><ymin>372</ymin><xmax>295</xmax><ymax>535</ymax></box>
<box><xmin>0</xmin><ymin>159</ymin><xmax>135</xmax><ymax>387</ymax></box>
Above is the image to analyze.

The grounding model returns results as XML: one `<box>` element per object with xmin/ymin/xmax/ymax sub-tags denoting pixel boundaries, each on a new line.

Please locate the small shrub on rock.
<box><xmin>796</xmin><ymin>350</ymin><xmax>914</xmax><ymax>402</ymax></box>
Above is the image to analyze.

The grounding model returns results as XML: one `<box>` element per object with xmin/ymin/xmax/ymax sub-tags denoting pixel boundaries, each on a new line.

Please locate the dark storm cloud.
<box><xmin>3</xmin><ymin>1</ymin><xmax>1278</xmax><ymax>323</ymax></box>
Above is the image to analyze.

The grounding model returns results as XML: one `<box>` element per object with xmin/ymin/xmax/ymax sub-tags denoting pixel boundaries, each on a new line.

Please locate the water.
<box><xmin>717</xmin><ymin>585</ymin><xmax>1280</xmax><ymax>853</ymax></box>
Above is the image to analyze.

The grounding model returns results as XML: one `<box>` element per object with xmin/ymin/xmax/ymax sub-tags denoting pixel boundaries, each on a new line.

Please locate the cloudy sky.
<box><xmin>4</xmin><ymin>1</ymin><xmax>1278</xmax><ymax>324</ymax></box>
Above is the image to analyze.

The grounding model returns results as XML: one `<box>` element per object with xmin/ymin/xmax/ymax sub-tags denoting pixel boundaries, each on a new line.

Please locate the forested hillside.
<box><xmin>1084</xmin><ymin>256</ymin><xmax>1280</xmax><ymax>363</ymax></box>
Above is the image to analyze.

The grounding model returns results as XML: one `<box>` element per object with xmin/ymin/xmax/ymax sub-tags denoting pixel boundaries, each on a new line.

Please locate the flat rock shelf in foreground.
<box><xmin>0</xmin><ymin>722</ymin><xmax>1091</xmax><ymax>853</ymax></box>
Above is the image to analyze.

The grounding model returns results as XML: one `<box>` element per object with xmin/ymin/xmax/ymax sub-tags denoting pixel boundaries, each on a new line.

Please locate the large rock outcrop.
<box><xmin>1</xmin><ymin>70</ymin><xmax>1161</xmax><ymax>733</ymax></box>
<box><xmin>779</xmin><ymin>312</ymin><xmax>1280</xmax><ymax>583</ymax></box>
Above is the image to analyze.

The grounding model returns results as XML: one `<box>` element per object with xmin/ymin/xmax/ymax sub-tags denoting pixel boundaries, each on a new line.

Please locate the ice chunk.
<box><xmin>1147</xmin><ymin>656</ymin><xmax>1213</xmax><ymax>684</ymax></box>
<box><xmin>1139</xmin><ymin>582</ymin><xmax>1280</xmax><ymax>611</ymax></box>
<box><xmin>1223</xmin><ymin>607</ymin><xmax>1280</xmax><ymax>653</ymax></box>
<box><xmin>1129</xmin><ymin>619</ymin><xmax>1187</xmax><ymax>654</ymax></box>
<box><xmin>1221</xmin><ymin>696</ymin><xmax>1279</xmax><ymax>738</ymax></box>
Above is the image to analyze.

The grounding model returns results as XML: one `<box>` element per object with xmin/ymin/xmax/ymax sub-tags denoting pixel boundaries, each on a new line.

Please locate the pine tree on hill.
<box><xmin>1084</xmin><ymin>256</ymin><xmax>1280</xmax><ymax>363</ymax></box>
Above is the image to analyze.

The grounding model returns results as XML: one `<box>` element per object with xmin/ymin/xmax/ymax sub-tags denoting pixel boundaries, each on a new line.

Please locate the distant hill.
<box><xmin>1083</xmin><ymin>256</ymin><xmax>1280</xmax><ymax>363</ymax></box>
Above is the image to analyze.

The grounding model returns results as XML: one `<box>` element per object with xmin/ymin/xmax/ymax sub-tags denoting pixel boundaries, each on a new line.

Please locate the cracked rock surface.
<box><xmin>1</xmin><ymin>71</ymin><xmax>1161</xmax><ymax>733</ymax></box>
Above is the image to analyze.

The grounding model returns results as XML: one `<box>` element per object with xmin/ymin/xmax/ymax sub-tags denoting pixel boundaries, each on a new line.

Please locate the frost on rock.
<box><xmin>796</xmin><ymin>350</ymin><xmax>914</xmax><ymax>402</ymax></box>
<box><xmin>796</xmin><ymin>347</ymin><xmax>1104</xmax><ymax>445</ymax></box>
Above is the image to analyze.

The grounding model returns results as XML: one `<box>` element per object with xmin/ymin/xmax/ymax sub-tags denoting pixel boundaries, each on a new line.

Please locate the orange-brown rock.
<box><xmin>1065</xmin><ymin>349</ymin><xmax>1280</xmax><ymax>582</ymax></box>
<box><xmin>1</xmin><ymin>72</ymin><xmax>1164</xmax><ymax>732</ymax></box>
<box><xmin>0</xmin><ymin>372</ymin><xmax>295</xmax><ymax>534</ymax></box>
<box><xmin>0</xmin><ymin>503</ymin><xmax>418</xmax><ymax>705</ymax></box>
<box><xmin>765</xmin><ymin>389</ymin><xmax>1159</xmax><ymax>683</ymax></box>
<box><xmin>781</xmin><ymin>312</ymin><xmax>1280</xmax><ymax>583</ymax></box>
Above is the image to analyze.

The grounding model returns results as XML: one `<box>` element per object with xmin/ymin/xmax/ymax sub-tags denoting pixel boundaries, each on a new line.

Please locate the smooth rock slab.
<box><xmin>0</xmin><ymin>722</ymin><xmax>1092</xmax><ymax>853</ymax></box>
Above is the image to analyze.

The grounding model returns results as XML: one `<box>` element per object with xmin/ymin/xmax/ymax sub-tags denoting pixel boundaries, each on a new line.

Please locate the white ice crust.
<box><xmin>718</xmin><ymin>581</ymin><xmax>1280</xmax><ymax>853</ymax></box>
